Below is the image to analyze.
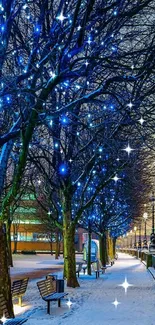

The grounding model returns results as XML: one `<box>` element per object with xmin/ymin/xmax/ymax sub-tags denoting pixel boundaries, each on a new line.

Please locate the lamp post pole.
<box><xmin>143</xmin><ymin>212</ymin><xmax>148</xmax><ymax>250</ymax></box>
<box><xmin>138</xmin><ymin>222</ymin><xmax>142</xmax><ymax>250</ymax></box>
<box><xmin>130</xmin><ymin>230</ymin><xmax>133</xmax><ymax>248</ymax></box>
<box><xmin>134</xmin><ymin>226</ymin><xmax>137</xmax><ymax>249</ymax></box>
<box><xmin>149</xmin><ymin>192</ymin><xmax>155</xmax><ymax>252</ymax></box>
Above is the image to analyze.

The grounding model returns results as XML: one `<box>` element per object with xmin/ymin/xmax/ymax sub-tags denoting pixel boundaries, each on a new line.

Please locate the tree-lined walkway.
<box><xmin>29</xmin><ymin>252</ymin><xmax>155</xmax><ymax>325</ymax></box>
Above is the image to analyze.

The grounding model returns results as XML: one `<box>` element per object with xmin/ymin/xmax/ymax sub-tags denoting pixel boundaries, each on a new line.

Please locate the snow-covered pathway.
<box><xmin>19</xmin><ymin>253</ymin><xmax>155</xmax><ymax>325</ymax></box>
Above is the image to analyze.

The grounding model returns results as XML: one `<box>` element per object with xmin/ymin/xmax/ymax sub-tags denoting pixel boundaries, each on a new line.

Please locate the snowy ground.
<box><xmin>9</xmin><ymin>253</ymin><xmax>155</xmax><ymax>325</ymax></box>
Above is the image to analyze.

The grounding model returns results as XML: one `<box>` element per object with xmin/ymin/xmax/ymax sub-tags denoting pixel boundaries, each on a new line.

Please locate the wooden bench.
<box><xmin>37</xmin><ymin>278</ymin><xmax>68</xmax><ymax>314</ymax></box>
<box><xmin>0</xmin><ymin>294</ymin><xmax>27</xmax><ymax>325</ymax></box>
<box><xmin>11</xmin><ymin>278</ymin><xmax>29</xmax><ymax>307</ymax></box>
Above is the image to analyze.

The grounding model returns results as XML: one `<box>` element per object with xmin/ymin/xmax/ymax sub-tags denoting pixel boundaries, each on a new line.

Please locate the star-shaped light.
<box><xmin>57</xmin><ymin>12</ymin><xmax>66</xmax><ymax>22</ymax></box>
<box><xmin>119</xmin><ymin>277</ymin><xmax>133</xmax><ymax>293</ymax></box>
<box><xmin>49</xmin><ymin>71</ymin><xmax>56</xmax><ymax>78</ymax></box>
<box><xmin>123</xmin><ymin>143</ymin><xmax>134</xmax><ymax>156</ymax></box>
<box><xmin>112</xmin><ymin>298</ymin><xmax>121</xmax><ymax>308</ymax></box>
<box><xmin>66</xmin><ymin>299</ymin><xmax>73</xmax><ymax>308</ymax></box>
<box><xmin>127</xmin><ymin>102</ymin><xmax>133</xmax><ymax>109</ymax></box>
<box><xmin>112</xmin><ymin>175</ymin><xmax>120</xmax><ymax>182</ymax></box>
<box><xmin>87</xmin><ymin>37</ymin><xmax>92</xmax><ymax>45</ymax></box>
<box><xmin>1</xmin><ymin>315</ymin><xmax>7</xmax><ymax>323</ymax></box>
<box><xmin>139</xmin><ymin>117</ymin><xmax>144</xmax><ymax>125</ymax></box>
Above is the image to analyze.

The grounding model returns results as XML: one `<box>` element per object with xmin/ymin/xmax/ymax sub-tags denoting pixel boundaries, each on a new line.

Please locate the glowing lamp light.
<box><xmin>143</xmin><ymin>212</ymin><xmax>148</xmax><ymax>220</ymax></box>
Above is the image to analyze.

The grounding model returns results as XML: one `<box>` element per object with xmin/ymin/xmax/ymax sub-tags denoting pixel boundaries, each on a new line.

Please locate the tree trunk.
<box><xmin>55</xmin><ymin>231</ymin><xmax>59</xmax><ymax>259</ymax></box>
<box><xmin>6</xmin><ymin>220</ymin><xmax>13</xmax><ymax>267</ymax></box>
<box><xmin>62</xmin><ymin>190</ymin><xmax>79</xmax><ymax>287</ymax></box>
<box><xmin>0</xmin><ymin>222</ymin><xmax>14</xmax><ymax>318</ymax></box>
<box><xmin>65</xmin><ymin>224</ymin><xmax>79</xmax><ymax>287</ymax></box>
<box><xmin>63</xmin><ymin>227</ymin><xmax>67</xmax><ymax>279</ymax></box>
<box><xmin>50</xmin><ymin>241</ymin><xmax>53</xmax><ymax>255</ymax></box>
<box><xmin>87</xmin><ymin>230</ymin><xmax>92</xmax><ymax>275</ymax></box>
<box><xmin>113</xmin><ymin>237</ymin><xmax>116</xmax><ymax>257</ymax></box>
<box><xmin>99</xmin><ymin>233</ymin><xmax>107</xmax><ymax>267</ymax></box>
<box><xmin>108</xmin><ymin>236</ymin><xmax>114</xmax><ymax>259</ymax></box>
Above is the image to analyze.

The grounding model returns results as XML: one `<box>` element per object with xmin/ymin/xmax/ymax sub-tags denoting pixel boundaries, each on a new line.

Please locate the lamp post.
<box><xmin>143</xmin><ymin>212</ymin><xmax>148</xmax><ymax>250</ymax></box>
<box><xmin>126</xmin><ymin>232</ymin><xmax>129</xmax><ymax>248</ymax></box>
<box><xmin>138</xmin><ymin>221</ymin><xmax>142</xmax><ymax>250</ymax></box>
<box><xmin>149</xmin><ymin>192</ymin><xmax>155</xmax><ymax>252</ymax></box>
<box><xmin>130</xmin><ymin>230</ymin><xmax>133</xmax><ymax>248</ymax></box>
<box><xmin>134</xmin><ymin>226</ymin><xmax>137</xmax><ymax>249</ymax></box>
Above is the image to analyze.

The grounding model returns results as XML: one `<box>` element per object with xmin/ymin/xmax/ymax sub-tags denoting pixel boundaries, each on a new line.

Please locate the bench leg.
<box><xmin>98</xmin><ymin>271</ymin><xmax>100</xmax><ymax>278</ymax></box>
<box><xmin>18</xmin><ymin>296</ymin><xmax>22</xmax><ymax>307</ymax></box>
<box><xmin>58</xmin><ymin>299</ymin><xmax>61</xmax><ymax>307</ymax></box>
<box><xmin>47</xmin><ymin>301</ymin><xmax>50</xmax><ymax>314</ymax></box>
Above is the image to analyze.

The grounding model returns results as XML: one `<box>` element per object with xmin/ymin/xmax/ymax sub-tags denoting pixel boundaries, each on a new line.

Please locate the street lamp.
<box><xmin>134</xmin><ymin>226</ymin><xmax>137</xmax><ymax>249</ymax></box>
<box><xmin>149</xmin><ymin>192</ymin><xmax>155</xmax><ymax>252</ymax></box>
<box><xmin>143</xmin><ymin>212</ymin><xmax>148</xmax><ymax>250</ymax></box>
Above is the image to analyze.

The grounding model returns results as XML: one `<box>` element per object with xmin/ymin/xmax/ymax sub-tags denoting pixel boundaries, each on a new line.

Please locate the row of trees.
<box><xmin>1</xmin><ymin>0</ymin><xmax>155</xmax><ymax>317</ymax></box>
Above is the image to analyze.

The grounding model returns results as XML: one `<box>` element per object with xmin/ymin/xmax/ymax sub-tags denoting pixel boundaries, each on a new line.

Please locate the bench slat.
<box><xmin>5</xmin><ymin>317</ymin><xmax>27</xmax><ymax>325</ymax></box>
<box><xmin>44</xmin><ymin>292</ymin><xmax>68</xmax><ymax>301</ymax></box>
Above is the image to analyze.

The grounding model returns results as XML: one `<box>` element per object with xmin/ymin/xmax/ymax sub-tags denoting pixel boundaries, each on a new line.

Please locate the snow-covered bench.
<box><xmin>11</xmin><ymin>278</ymin><xmax>29</xmax><ymax>307</ymax></box>
<box><xmin>0</xmin><ymin>294</ymin><xmax>27</xmax><ymax>325</ymax></box>
<box><xmin>37</xmin><ymin>278</ymin><xmax>68</xmax><ymax>314</ymax></box>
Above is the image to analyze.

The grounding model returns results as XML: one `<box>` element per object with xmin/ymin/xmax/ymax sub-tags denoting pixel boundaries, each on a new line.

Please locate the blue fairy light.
<box><xmin>61</xmin><ymin>115</ymin><xmax>69</xmax><ymax>125</ymax></box>
<box><xmin>59</xmin><ymin>163</ymin><xmax>68</xmax><ymax>176</ymax></box>
<box><xmin>34</xmin><ymin>24</ymin><xmax>41</xmax><ymax>34</ymax></box>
